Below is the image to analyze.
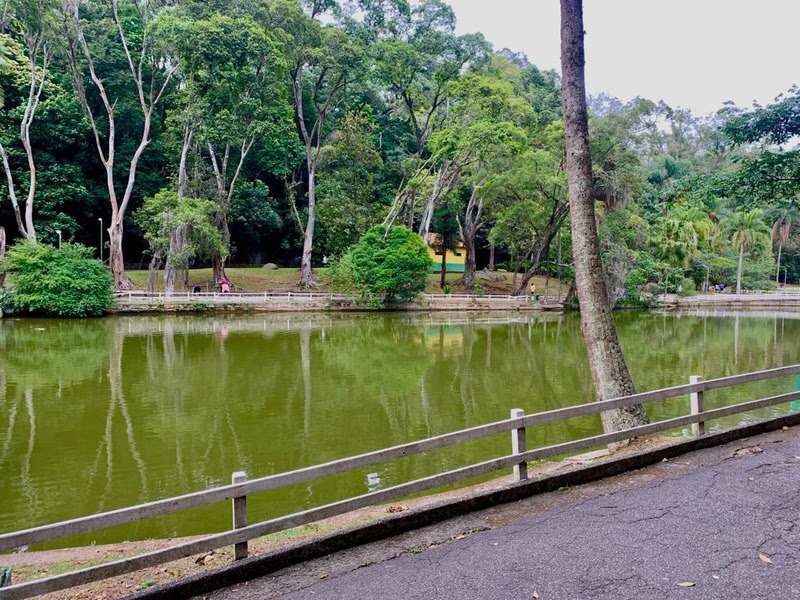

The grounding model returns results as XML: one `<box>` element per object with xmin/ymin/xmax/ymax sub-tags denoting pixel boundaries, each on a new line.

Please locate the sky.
<box><xmin>449</xmin><ymin>0</ymin><xmax>800</xmax><ymax>117</ymax></box>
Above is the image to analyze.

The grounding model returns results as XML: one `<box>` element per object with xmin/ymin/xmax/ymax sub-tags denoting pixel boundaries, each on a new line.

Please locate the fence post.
<box><xmin>510</xmin><ymin>408</ymin><xmax>527</xmax><ymax>482</ymax></box>
<box><xmin>690</xmin><ymin>375</ymin><xmax>704</xmax><ymax>437</ymax></box>
<box><xmin>231</xmin><ymin>471</ymin><xmax>248</xmax><ymax>560</ymax></box>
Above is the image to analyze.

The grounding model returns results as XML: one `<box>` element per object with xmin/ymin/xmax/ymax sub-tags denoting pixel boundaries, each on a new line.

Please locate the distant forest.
<box><xmin>0</xmin><ymin>0</ymin><xmax>797</xmax><ymax>292</ymax></box>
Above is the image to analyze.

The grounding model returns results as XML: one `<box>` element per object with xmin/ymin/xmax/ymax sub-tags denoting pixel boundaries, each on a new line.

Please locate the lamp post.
<box><xmin>55</xmin><ymin>229</ymin><xmax>61</xmax><ymax>249</ymax></box>
<box><xmin>98</xmin><ymin>218</ymin><xmax>103</xmax><ymax>263</ymax></box>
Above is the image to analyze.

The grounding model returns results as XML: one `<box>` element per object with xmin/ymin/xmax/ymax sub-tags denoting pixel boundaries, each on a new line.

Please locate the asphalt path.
<box><xmin>202</xmin><ymin>428</ymin><xmax>800</xmax><ymax>600</ymax></box>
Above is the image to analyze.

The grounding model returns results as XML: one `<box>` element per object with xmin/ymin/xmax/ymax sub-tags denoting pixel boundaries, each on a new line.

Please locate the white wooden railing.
<box><xmin>114</xmin><ymin>291</ymin><xmax>354</xmax><ymax>302</ymax></box>
<box><xmin>692</xmin><ymin>290</ymin><xmax>800</xmax><ymax>297</ymax></box>
<box><xmin>2</xmin><ymin>364</ymin><xmax>800</xmax><ymax>599</ymax></box>
<box><xmin>113</xmin><ymin>291</ymin><xmax>565</xmax><ymax>308</ymax></box>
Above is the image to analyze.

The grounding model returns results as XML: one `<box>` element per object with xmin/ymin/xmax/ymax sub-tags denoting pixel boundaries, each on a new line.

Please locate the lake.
<box><xmin>1</xmin><ymin>309</ymin><xmax>799</xmax><ymax>549</ymax></box>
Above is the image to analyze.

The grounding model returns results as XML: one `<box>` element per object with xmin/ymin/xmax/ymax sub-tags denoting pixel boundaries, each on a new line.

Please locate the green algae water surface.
<box><xmin>1</xmin><ymin>309</ymin><xmax>799</xmax><ymax>549</ymax></box>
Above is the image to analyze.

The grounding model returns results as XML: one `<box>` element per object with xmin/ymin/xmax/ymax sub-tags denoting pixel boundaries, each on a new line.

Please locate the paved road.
<box><xmin>203</xmin><ymin>428</ymin><xmax>800</xmax><ymax>600</ymax></box>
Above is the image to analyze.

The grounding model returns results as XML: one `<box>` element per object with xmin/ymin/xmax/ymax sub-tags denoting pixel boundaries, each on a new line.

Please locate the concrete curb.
<box><xmin>124</xmin><ymin>411</ymin><xmax>800</xmax><ymax>600</ymax></box>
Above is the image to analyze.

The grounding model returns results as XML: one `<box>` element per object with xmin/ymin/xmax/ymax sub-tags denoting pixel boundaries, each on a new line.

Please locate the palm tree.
<box><xmin>772</xmin><ymin>214</ymin><xmax>792</xmax><ymax>286</ymax></box>
<box><xmin>649</xmin><ymin>217</ymin><xmax>695</xmax><ymax>268</ymax></box>
<box><xmin>724</xmin><ymin>209</ymin><xmax>771</xmax><ymax>294</ymax></box>
<box><xmin>648</xmin><ymin>217</ymin><xmax>696</xmax><ymax>297</ymax></box>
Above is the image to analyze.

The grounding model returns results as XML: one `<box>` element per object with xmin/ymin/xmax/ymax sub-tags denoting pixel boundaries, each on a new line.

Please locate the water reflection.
<box><xmin>1</xmin><ymin>310</ymin><xmax>799</xmax><ymax>547</ymax></box>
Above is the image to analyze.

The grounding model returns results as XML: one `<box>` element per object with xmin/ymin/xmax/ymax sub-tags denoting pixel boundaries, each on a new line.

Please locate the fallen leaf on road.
<box><xmin>676</xmin><ymin>581</ymin><xmax>695</xmax><ymax>587</ymax></box>
<box><xmin>454</xmin><ymin>534</ymin><xmax>467</xmax><ymax>540</ymax></box>
<box><xmin>734</xmin><ymin>446</ymin><xmax>763</xmax><ymax>457</ymax></box>
<box><xmin>532</xmin><ymin>591</ymin><xmax>540</xmax><ymax>599</ymax></box>
<box><xmin>712</xmin><ymin>575</ymin><xmax>720</xmax><ymax>580</ymax></box>
<box><xmin>318</xmin><ymin>572</ymin><xmax>329</xmax><ymax>579</ymax></box>
<box><xmin>748</xmin><ymin>477</ymin><xmax>755</xmax><ymax>482</ymax></box>
<box><xmin>759</xmin><ymin>553</ymin><xmax>773</xmax><ymax>564</ymax></box>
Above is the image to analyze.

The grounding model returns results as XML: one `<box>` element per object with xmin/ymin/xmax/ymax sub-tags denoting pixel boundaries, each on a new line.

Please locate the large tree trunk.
<box><xmin>146</xmin><ymin>252</ymin><xmax>162</xmax><ymax>292</ymax></box>
<box><xmin>108</xmin><ymin>220</ymin><xmax>134</xmax><ymax>290</ymax></box>
<box><xmin>0</xmin><ymin>143</ymin><xmax>35</xmax><ymax>241</ymax></box>
<box><xmin>459</xmin><ymin>185</ymin><xmax>483</xmax><ymax>291</ymax></box>
<box><xmin>0</xmin><ymin>227</ymin><xmax>6</xmax><ymax>288</ymax></box>
<box><xmin>61</xmin><ymin>1</ymin><xmax>174</xmax><ymax>291</ymax></box>
<box><xmin>776</xmin><ymin>241</ymin><xmax>783</xmax><ymax>286</ymax></box>
<box><xmin>164</xmin><ymin>223</ymin><xmax>189</xmax><ymax>296</ymax></box>
<box><xmin>561</xmin><ymin>0</ymin><xmax>648</xmax><ymax>433</ymax></box>
<box><xmin>736</xmin><ymin>243</ymin><xmax>744</xmax><ymax>295</ymax></box>
<box><xmin>299</xmin><ymin>162</ymin><xmax>317</xmax><ymax>288</ymax></box>
<box><xmin>440</xmin><ymin>244</ymin><xmax>447</xmax><ymax>289</ymax></box>
<box><xmin>211</xmin><ymin>214</ymin><xmax>229</xmax><ymax>284</ymax></box>
<box><xmin>515</xmin><ymin>244</ymin><xmax>548</xmax><ymax>296</ymax></box>
<box><xmin>463</xmin><ymin>234</ymin><xmax>476</xmax><ymax>289</ymax></box>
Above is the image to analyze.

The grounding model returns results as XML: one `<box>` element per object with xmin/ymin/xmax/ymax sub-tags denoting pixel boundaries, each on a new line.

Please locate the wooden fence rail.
<box><xmin>2</xmin><ymin>364</ymin><xmax>800</xmax><ymax>599</ymax></box>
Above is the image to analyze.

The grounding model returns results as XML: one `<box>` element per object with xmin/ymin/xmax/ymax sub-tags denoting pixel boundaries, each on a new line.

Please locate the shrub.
<box><xmin>335</xmin><ymin>225</ymin><xmax>433</xmax><ymax>307</ymax></box>
<box><xmin>679</xmin><ymin>277</ymin><xmax>696</xmax><ymax>295</ymax></box>
<box><xmin>1</xmin><ymin>241</ymin><xmax>114</xmax><ymax>317</ymax></box>
<box><xmin>0</xmin><ymin>288</ymin><xmax>14</xmax><ymax>315</ymax></box>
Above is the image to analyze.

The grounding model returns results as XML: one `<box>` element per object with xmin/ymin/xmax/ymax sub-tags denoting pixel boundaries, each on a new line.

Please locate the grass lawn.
<box><xmin>125</xmin><ymin>267</ymin><xmax>557</xmax><ymax>295</ymax></box>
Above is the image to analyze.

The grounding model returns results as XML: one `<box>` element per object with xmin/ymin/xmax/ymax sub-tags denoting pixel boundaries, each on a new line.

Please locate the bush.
<box><xmin>1</xmin><ymin>241</ymin><xmax>114</xmax><ymax>317</ymax></box>
<box><xmin>0</xmin><ymin>288</ymin><xmax>14</xmax><ymax>315</ymax></box>
<box><xmin>335</xmin><ymin>225</ymin><xmax>433</xmax><ymax>307</ymax></box>
<box><xmin>679</xmin><ymin>277</ymin><xmax>696</xmax><ymax>295</ymax></box>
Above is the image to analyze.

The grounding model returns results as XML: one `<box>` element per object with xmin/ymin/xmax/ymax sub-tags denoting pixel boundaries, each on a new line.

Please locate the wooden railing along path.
<box><xmin>2</xmin><ymin>365</ymin><xmax>800</xmax><ymax>599</ymax></box>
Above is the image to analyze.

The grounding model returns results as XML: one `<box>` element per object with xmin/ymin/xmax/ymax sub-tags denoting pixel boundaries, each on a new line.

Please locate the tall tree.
<box><xmin>58</xmin><ymin>0</ymin><xmax>175</xmax><ymax>289</ymax></box>
<box><xmin>316</xmin><ymin>110</ymin><xmax>386</xmax><ymax>257</ymax></box>
<box><xmin>135</xmin><ymin>190</ymin><xmax>224</xmax><ymax>295</ymax></box>
<box><xmin>560</xmin><ymin>0</ymin><xmax>648</xmax><ymax>432</ymax></box>
<box><xmin>720</xmin><ymin>89</ymin><xmax>800</xmax><ymax>210</ymax></box>
<box><xmin>492</xmin><ymin>122</ymin><xmax>571</xmax><ymax>296</ymax></box>
<box><xmin>377</xmin><ymin>0</ymin><xmax>489</xmax><ymax>236</ymax></box>
<box><xmin>430</xmin><ymin>72</ymin><xmax>529</xmax><ymax>288</ymax></box>
<box><xmin>724</xmin><ymin>208</ymin><xmax>771</xmax><ymax>294</ymax></box>
<box><xmin>772</xmin><ymin>212</ymin><xmax>792</xmax><ymax>285</ymax></box>
<box><xmin>287</xmin><ymin>2</ymin><xmax>364</xmax><ymax>287</ymax></box>
<box><xmin>155</xmin><ymin>11</ymin><xmax>289</xmax><ymax>284</ymax></box>
<box><xmin>0</xmin><ymin>0</ymin><xmax>53</xmax><ymax>241</ymax></box>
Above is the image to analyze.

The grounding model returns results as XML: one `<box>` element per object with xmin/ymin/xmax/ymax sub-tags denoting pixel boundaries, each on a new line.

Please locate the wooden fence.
<box><xmin>2</xmin><ymin>364</ymin><xmax>800</xmax><ymax>599</ymax></box>
<box><xmin>114</xmin><ymin>291</ymin><xmax>354</xmax><ymax>302</ymax></box>
<box><xmin>115</xmin><ymin>291</ymin><xmax>561</xmax><ymax>304</ymax></box>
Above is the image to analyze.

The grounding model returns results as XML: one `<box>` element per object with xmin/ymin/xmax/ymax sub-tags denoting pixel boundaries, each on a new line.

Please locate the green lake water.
<box><xmin>1</xmin><ymin>309</ymin><xmax>799</xmax><ymax>549</ymax></box>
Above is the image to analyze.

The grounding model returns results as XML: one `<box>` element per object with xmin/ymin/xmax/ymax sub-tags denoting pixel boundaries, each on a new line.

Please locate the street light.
<box><xmin>98</xmin><ymin>218</ymin><xmax>103</xmax><ymax>263</ymax></box>
<box><xmin>55</xmin><ymin>229</ymin><xmax>61</xmax><ymax>249</ymax></box>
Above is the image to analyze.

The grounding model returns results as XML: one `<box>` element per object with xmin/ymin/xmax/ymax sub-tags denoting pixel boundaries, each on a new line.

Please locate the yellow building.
<box><xmin>426</xmin><ymin>233</ymin><xmax>466</xmax><ymax>273</ymax></box>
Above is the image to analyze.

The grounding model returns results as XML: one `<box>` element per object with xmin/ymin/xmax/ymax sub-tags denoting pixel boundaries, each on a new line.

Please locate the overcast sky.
<box><xmin>449</xmin><ymin>0</ymin><xmax>799</xmax><ymax>116</ymax></box>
